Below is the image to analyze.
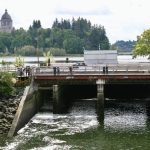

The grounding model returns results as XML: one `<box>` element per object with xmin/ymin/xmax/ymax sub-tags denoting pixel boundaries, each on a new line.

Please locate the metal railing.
<box><xmin>0</xmin><ymin>66</ymin><xmax>16</xmax><ymax>72</ymax></box>
<box><xmin>32</xmin><ymin>64</ymin><xmax>150</xmax><ymax>76</ymax></box>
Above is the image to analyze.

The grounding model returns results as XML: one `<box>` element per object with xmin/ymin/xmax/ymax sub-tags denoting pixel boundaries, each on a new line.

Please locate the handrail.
<box><xmin>0</xmin><ymin>66</ymin><xmax>16</xmax><ymax>72</ymax></box>
<box><xmin>32</xmin><ymin>64</ymin><xmax>150</xmax><ymax>76</ymax></box>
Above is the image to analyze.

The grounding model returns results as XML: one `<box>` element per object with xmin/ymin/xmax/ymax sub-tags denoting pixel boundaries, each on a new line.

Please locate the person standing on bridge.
<box><xmin>106</xmin><ymin>65</ymin><xmax>108</xmax><ymax>74</ymax></box>
<box><xmin>57</xmin><ymin>67</ymin><xmax>60</xmax><ymax>75</ymax></box>
<box><xmin>53</xmin><ymin>67</ymin><xmax>56</xmax><ymax>75</ymax></box>
<box><xmin>69</xmin><ymin>66</ymin><xmax>73</xmax><ymax>75</ymax></box>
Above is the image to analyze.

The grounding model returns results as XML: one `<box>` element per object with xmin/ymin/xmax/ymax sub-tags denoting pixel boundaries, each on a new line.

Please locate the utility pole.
<box><xmin>35</xmin><ymin>37</ymin><xmax>40</xmax><ymax>67</ymax></box>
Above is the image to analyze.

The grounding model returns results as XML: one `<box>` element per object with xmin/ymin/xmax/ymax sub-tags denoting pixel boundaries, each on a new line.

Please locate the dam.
<box><xmin>8</xmin><ymin>64</ymin><xmax>150</xmax><ymax>137</ymax></box>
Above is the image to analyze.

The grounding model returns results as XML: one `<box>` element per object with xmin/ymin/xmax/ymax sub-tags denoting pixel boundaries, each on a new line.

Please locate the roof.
<box><xmin>1</xmin><ymin>9</ymin><xmax>12</xmax><ymax>21</ymax></box>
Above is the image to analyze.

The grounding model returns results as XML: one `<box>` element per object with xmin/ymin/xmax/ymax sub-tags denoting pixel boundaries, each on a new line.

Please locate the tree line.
<box><xmin>0</xmin><ymin>18</ymin><xmax>110</xmax><ymax>56</ymax></box>
<box><xmin>111</xmin><ymin>40</ymin><xmax>136</xmax><ymax>52</ymax></box>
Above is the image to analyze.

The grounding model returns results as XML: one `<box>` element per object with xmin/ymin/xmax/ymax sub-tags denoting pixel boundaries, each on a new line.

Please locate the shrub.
<box><xmin>0</xmin><ymin>72</ymin><xmax>16</xmax><ymax>96</ymax></box>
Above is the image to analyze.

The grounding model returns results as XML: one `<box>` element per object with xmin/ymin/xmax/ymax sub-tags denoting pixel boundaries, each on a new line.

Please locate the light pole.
<box><xmin>35</xmin><ymin>37</ymin><xmax>40</xmax><ymax>67</ymax></box>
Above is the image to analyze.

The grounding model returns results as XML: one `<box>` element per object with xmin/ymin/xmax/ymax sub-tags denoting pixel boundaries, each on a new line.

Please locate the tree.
<box><xmin>112</xmin><ymin>40</ymin><xmax>136</xmax><ymax>52</ymax></box>
<box><xmin>14</xmin><ymin>56</ymin><xmax>24</xmax><ymax>67</ymax></box>
<box><xmin>133</xmin><ymin>29</ymin><xmax>150</xmax><ymax>58</ymax></box>
<box><xmin>15</xmin><ymin>45</ymin><xmax>36</xmax><ymax>56</ymax></box>
<box><xmin>0</xmin><ymin>17</ymin><xmax>110</xmax><ymax>55</ymax></box>
<box><xmin>89</xmin><ymin>26</ymin><xmax>110</xmax><ymax>50</ymax></box>
<box><xmin>43</xmin><ymin>50</ymin><xmax>55</xmax><ymax>66</ymax></box>
<box><xmin>63</xmin><ymin>36</ymin><xmax>84</xmax><ymax>54</ymax></box>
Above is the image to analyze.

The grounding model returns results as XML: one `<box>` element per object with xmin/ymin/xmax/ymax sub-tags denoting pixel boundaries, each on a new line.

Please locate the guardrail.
<box><xmin>33</xmin><ymin>64</ymin><xmax>150</xmax><ymax>76</ymax></box>
<box><xmin>0</xmin><ymin>66</ymin><xmax>16</xmax><ymax>72</ymax></box>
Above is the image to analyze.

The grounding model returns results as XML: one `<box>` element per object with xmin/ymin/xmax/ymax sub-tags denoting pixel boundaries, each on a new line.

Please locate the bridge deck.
<box><xmin>33</xmin><ymin>65</ymin><xmax>150</xmax><ymax>80</ymax></box>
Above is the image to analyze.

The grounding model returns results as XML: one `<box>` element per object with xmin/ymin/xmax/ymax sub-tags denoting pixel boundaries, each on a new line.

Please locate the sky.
<box><xmin>0</xmin><ymin>0</ymin><xmax>150</xmax><ymax>44</ymax></box>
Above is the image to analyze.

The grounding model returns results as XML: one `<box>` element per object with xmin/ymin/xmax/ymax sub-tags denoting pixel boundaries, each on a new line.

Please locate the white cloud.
<box><xmin>0</xmin><ymin>0</ymin><xmax>150</xmax><ymax>43</ymax></box>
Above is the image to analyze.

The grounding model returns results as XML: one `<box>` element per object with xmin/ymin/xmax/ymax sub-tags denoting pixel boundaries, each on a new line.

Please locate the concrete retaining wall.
<box><xmin>8</xmin><ymin>83</ymin><xmax>40</xmax><ymax>137</ymax></box>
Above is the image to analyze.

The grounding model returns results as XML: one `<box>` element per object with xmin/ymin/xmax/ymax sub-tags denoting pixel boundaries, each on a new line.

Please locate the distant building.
<box><xmin>84</xmin><ymin>50</ymin><xmax>118</xmax><ymax>65</ymax></box>
<box><xmin>0</xmin><ymin>9</ymin><xmax>13</xmax><ymax>33</ymax></box>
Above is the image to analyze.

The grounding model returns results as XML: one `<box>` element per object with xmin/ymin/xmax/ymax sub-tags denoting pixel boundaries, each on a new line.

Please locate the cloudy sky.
<box><xmin>0</xmin><ymin>0</ymin><xmax>150</xmax><ymax>43</ymax></box>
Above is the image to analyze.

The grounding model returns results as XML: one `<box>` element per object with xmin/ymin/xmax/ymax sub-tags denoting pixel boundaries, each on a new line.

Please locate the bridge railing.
<box><xmin>0</xmin><ymin>66</ymin><xmax>16</xmax><ymax>72</ymax></box>
<box><xmin>32</xmin><ymin>64</ymin><xmax>150</xmax><ymax>76</ymax></box>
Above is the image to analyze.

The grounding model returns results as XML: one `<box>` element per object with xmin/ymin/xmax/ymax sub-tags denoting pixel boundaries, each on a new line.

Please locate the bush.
<box><xmin>45</xmin><ymin>48</ymin><xmax>66</xmax><ymax>56</ymax></box>
<box><xmin>0</xmin><ymin>72</ymin><xmax>16</xmax><ymax>96</ymax></box>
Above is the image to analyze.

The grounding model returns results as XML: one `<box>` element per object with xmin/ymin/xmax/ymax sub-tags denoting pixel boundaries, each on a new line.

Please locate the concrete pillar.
<box><xmin>53</xmin><ymin>85</ymin><xmax>60</xmax><ymax>114</ymax></box>
<box><xmin>96</xmin><ymin>79</ymin><xmax>105</xmax><ymax>125</ymax></box>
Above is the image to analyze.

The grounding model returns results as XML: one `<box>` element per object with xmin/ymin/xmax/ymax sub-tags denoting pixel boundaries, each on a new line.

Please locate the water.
<box><xmin>1</xmin><ymin>100</ymin><xmax>150</xmax><ymax>150</ymax></box>
<box><xmin>1</xmin><ymin>55</ymin><xmax>150</xmax><ymax>149</ymax></box>
<box><xmin>0</xmin><ymin>56</ymin><xmax>84</xmax><ymax>67</ymax></box>
<box><xmin>0</xmin><ymin>55</ymin><xmax>150</xmax><ymax>67</ymax></box>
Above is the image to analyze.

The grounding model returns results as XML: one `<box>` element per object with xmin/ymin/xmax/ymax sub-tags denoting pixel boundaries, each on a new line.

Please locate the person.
<box><xmin>57</xmin><ymin>67</ymin><xmax>60</xmax><ymax>75</ymax></box>
<box><xmin>20</xmin><ymin>67</ymin><xmax>23</xmax><ymax>77</ymax></box>
<box><xmin>103</xmin><ymin>66</ymin><xmax>105</xmax><ymax>74</ymax></box>
<box><xmin>53</xmin><ymin>67</ymin><xmax>56</xmax><ymax>75</ymax></box>
<box><xmin>66</xmin><ymin>57</ymin><xmax>69</xmax><ymax>63</ymax></box>
<box><xmin>106</xmin><ymin>65</ymin><xmax>108</xmax><ymax>74</ymax></box>
<box><xmin>69</xmin><ymin>66</ymin><xmax>73</xmax><ymax>75</ymax></box>
<box><xmin>48</xmin><ymin>58</ymin><xmax>50</xmax><ymax>66</ymax></box>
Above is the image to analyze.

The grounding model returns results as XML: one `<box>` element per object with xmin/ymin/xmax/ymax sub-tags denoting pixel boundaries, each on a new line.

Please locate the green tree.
<box><xmin>63</xmin><ymin>36</ymin><xmax>84</xmax><ymax>54</ymax></box>
<box><xmin>11</xmin><ymin>28</ymin><xmax>32</xmax><ymax>52</ymax></box>
<box><xmin>0</xmin><ymin>72</ymin><xmax>16</xmax><ymax>96</ymax></box>
<box><xmin>0</xmin><ymin>32</ymin><xmax>12</xmax><ymax>53</ymax></box>
<box><xmin>43</xmin><ymin>50</ymin><xmax>55</xmax><ymax>66</ymax></box>
<box><xmin>112</xmin><ymin>40</ymin><xmax>136</xmax><ymax>52</ymax></box>
<box><xmin>15</xmin><ymin>45</ymin><xmax>36</xmax><ymax>56</ymax></box>
<box><xmin>133</xmin><ymin>29</ymin><xmax>150</xmax><ymax>58</ymax></box>
<box><xmin>47</xmin><ymin>48</ymin><xmax>66</xmax><ymax>56</ymax></box>
<box><xmin>14</xmin><ymin>56</ymin><xmax>24</xmax><ymax>67</ymax></box>
<box><xmin>89</xmin><ymin>26</ymin><xmax>110</xmax><ymax>50</ymax></box>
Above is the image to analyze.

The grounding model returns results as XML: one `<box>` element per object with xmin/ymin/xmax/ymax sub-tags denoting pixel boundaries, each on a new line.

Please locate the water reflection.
<box><xmin>1</xmin><ymin>100</ymin><xmax>150</xmax><ymax>150</ymax></box>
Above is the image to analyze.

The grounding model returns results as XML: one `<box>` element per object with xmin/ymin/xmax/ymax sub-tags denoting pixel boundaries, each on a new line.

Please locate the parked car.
<box><xmin>73</xmin><ymin>62</ymin><xmax>86</xmax><ymax>68</ymax></box>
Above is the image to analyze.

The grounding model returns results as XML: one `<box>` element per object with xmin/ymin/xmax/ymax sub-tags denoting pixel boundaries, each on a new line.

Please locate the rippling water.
<box><xmin>1</xmin><ymin>100</ymin><xmax>150</xmax><ymax>150</ymax></box>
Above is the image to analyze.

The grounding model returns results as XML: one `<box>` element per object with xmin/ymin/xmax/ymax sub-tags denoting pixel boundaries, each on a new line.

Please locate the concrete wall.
<box><xmin>84</xmin><ymin>50</ymin><xmax>118</xmax><ymax>65</ymax></box>
<box><xmin>8</xmin><ymin>83</ymin><xmax>41</xmax><ymax>137</ymax></box>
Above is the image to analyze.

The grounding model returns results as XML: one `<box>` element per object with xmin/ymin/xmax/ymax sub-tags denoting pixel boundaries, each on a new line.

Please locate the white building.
<box><xmin>84</xmin><ymin>50</ymin><xmax>118</xmax><ymax>65</ymax></box>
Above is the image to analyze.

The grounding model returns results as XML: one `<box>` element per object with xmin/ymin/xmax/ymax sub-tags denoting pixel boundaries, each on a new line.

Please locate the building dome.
<box><xmin>0</xmin><ymin>9</ymin><xmax>13</xmax><ymax>33</ymax></box>
<box><xmin>1</xmin><ymin>9</ymin><xmax>12</xmax><ymax>20</ymax></box>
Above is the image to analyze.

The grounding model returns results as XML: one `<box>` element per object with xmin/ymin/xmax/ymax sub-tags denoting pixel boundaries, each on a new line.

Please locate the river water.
<box><xmin>1</xmin><ymin>56</ymin><xmax>150</xmax><ymax>150</ymax></box>
<box><xmin>1</xmin><ymin>100</ymin><xmax>150</xmax><ymax>150</ymax></box>
<box><xmin>0</xmin><ymin>55</ymin><xmax>150</xmax><ymax>66</ymax></box>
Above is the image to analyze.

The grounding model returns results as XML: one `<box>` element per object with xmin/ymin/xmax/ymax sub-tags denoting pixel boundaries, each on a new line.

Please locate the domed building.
<box><xmin>0</xmin><ymin>9</ymin><xmax>13</xmax><ymax>33</ymax></box>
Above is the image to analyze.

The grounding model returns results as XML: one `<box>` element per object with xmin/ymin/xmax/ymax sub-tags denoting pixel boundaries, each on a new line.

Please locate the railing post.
<box><xmin>96</xmin><ymin>79</ymin><xmax>105</xmax><ymax>125</ymax></box>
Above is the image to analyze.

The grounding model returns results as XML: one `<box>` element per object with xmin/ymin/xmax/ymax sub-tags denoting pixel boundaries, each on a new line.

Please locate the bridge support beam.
<box><xmin>96</xmin><ymin>79</ymin><xmax>105</xmax><ymax>124</ymax></box>
<box><xmin>53</xmin><ymin>85</ymin><xmax>61</xmax><ymax>114</ymax></box>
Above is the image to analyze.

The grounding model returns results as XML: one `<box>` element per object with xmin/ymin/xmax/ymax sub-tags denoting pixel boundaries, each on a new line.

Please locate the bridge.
<box><xmin>32</xmin><ymin>64</ymin><xmax>150</xmax><ymax>114</ymax></box>
<box><xmin>8</xmin><ymin>63</ymin><xmax>150</xmax><ymax>137</ymax></box>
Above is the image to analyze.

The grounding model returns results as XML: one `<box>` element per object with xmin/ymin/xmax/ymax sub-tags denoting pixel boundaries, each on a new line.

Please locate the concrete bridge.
<box><xmin>33</xmin><ymin>64</ymin><xmax>150</xmax><ymax>113</ymax></box>
<box><xmin>8</xmin><ymin>64</ymin><xmax>150</xmax><ymax>137</ymax></box>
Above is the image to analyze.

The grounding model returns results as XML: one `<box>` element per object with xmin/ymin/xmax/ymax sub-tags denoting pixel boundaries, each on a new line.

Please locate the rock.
<box><xmin>2</xmin><ymin>106</ymin><xmax>7</xmax><ymax>112</ymax></box>
<box><xmin>0</xmin><ymin>119</ymin><xmax>3</xmax><ymax>124</ymax></box>
<box><xmin>2</xmin><ymin>118</ymin><xmax>8</xmax><ymax>123</ymax></box>
<box><xmin>2</xmin><ymin>113</ymin><xmax>6</xmax><ymax>118</ymax></box>
<box><xmin>7</xmin><ymin>114</ymin><xmax>14</xmax><ymax>120</ymax></box>
<box><xmin>8</xmin><ymin>102</ymin><xmax>16</xmax><ymax>107</ymax></box>
<box><xmin>0</xmin><ymin>87</ymin><xmax>24</xmax><ymax>134</ymax></box>
<box><xmin>0</xmin><ymin>111</ymin><xmax>3</xmax><ymax>119</ymax></box>
<box><xmin>0</xmin><ymin>101</ymin><xmax>3</xmax><ymax>106</ymax></box>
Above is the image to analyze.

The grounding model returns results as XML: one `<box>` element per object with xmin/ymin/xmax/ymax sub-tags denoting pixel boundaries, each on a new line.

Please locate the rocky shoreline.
<box><xmin>0</xmin><ymin>88</ymin><xmax>24</xmax><ymax>134</ymax></box>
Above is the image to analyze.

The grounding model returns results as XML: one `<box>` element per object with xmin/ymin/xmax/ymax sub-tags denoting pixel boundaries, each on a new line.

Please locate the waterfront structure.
<box><xmin>0</xmin><ymin>9</ymin><xmax>13</xmax><ymax>33</ymax></box>
<box><xmin>8</xmin><ymin>64</ymin><xmax>150</xmax><ymax>137</ymax></box>
<box><xmin>84</xmin><ymin>50</ymin><xmax>118</xmax><ymax>65</ymax></box>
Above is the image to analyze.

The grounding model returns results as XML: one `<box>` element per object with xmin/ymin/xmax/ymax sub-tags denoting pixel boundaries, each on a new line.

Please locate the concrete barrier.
<box><xmin>8</xmin><ymin>83</ymin><xmax>40</xmax><ymax>137</ymax></box>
